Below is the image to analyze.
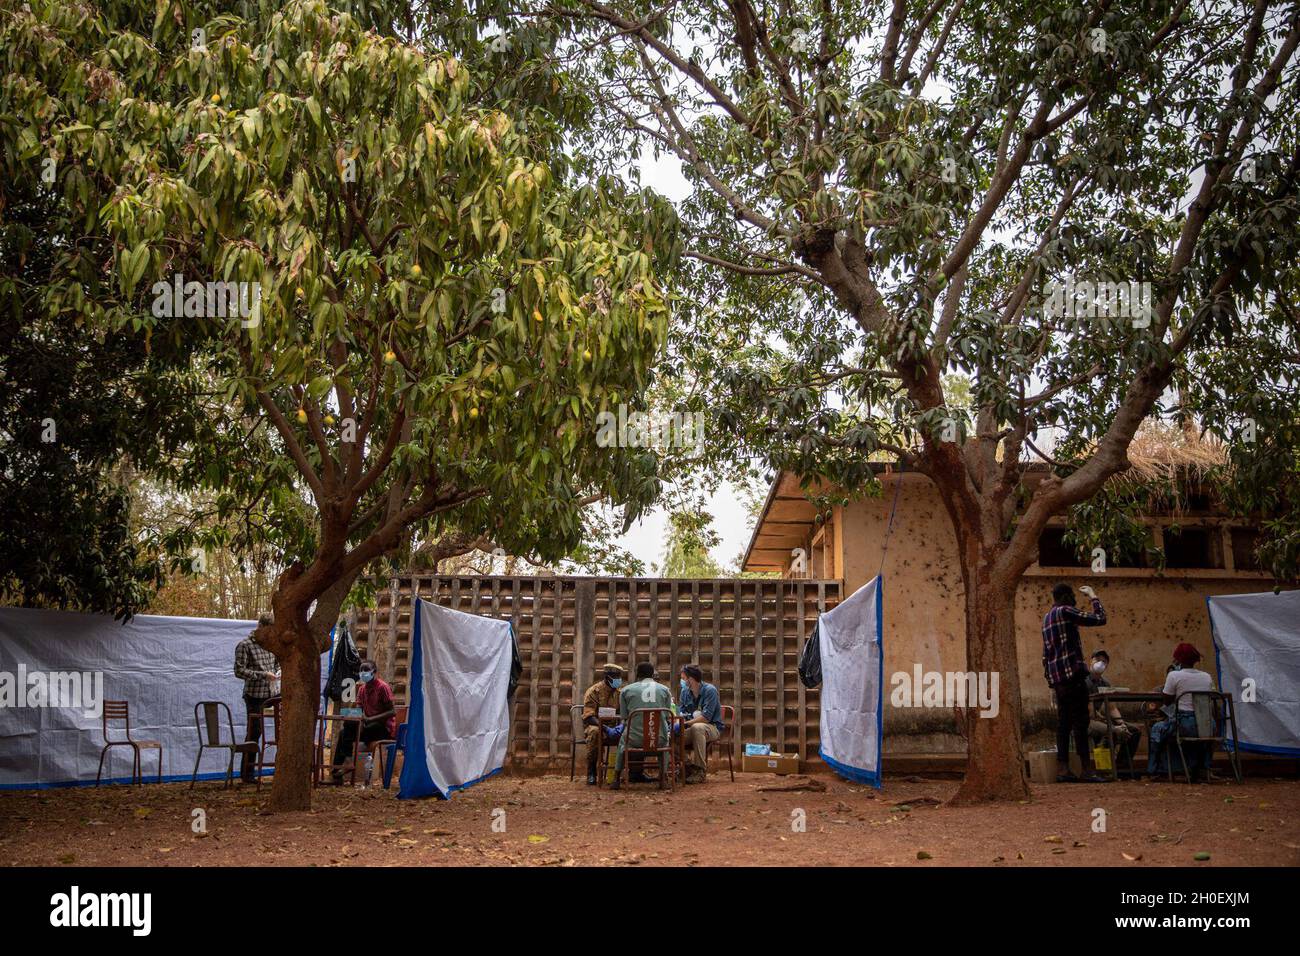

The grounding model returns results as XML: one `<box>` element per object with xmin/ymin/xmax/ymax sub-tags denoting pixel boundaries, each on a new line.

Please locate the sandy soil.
<box><xmin>1</xmin><ymin>771</ymin><xmax>1296</xmax><ymax>867</ymax></box>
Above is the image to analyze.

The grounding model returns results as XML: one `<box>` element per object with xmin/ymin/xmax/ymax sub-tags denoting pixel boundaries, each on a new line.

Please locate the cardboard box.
<box><xmin>1025</xmin><ymin>750</ymin><xmax>1056</xmax><ymax>784</ymax></box>
<box><xmin>741</xmin><ymin>752</ymin><xmax>800</xmax><ymax>775</ymax></box>
<box><xmin>1026</xmin><ymin>750</ymin><xmax>1088</xmax><ymax>783</ymax></box>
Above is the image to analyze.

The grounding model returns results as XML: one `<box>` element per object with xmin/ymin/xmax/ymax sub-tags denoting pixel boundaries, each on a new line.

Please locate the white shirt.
<box><xmin>1162</xmin><ymin>667</ymin><xmax>1215</xmax><ymax>711</ymax></box>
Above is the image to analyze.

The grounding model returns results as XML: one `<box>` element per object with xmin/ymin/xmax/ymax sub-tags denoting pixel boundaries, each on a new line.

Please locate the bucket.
<box><xmin>1092</xmin><ymin>745</ymin><xmax>1113</xmax><ymax>772</ymax></box>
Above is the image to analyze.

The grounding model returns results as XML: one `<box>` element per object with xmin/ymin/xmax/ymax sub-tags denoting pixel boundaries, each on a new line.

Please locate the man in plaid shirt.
<box><xmin>1042</xmin><ymin>583</ymin><xmax>1108</xmax><ymax>783</ymax></box>
<box><xmin>234</xmin><ymin>616</ymin><xmax>280</xmax><ymax>783</ymax></box>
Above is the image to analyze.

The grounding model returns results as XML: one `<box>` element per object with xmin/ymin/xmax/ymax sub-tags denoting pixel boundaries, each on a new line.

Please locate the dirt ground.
<box><xmin>2</xmin><ymin>771</ymin><xmax>1297</xmax><ymax>867</ymax></box>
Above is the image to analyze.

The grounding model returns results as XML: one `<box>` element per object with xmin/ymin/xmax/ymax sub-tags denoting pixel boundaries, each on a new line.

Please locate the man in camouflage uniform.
<box><xmin>581</xmin><ymin>663</ymin><xmax>625</xmax><ymax>785</ymax></box>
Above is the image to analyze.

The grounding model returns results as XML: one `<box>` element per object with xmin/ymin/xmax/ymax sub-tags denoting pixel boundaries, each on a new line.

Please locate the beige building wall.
<box><xmin>802</xmin><ymin>472</ymin><xmax>1283</xmax><ymax>752</ymax></box>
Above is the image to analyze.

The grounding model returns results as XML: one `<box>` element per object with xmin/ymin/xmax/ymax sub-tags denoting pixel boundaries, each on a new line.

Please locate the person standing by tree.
<box><xmin>1041</xmin><ymin>584</ymin><xmax>1108</xmax><ymax>783</ymax></box>
<box><xmin>234</xmin><ymin>615</ymin><xmax>279</xmax><ymax>784</ymax></box>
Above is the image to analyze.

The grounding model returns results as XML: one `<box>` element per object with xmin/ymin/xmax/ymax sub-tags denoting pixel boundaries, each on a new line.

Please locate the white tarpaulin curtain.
<box><xmin>398</xmin><ymin>598</ymin><xmax>513</xmax><ymax>799</ymax></box>
<box><xmin>0</xmin><ymin>606</ymin><xmax>264</xmax><ymax>788</ymax></box>
<box><xmin>1206</xmin><ymin>589</ymin><xmax>1300</xmax><ymax>756</ymax></box>
<box><xmin>817</xmin><ymin>576</ymin><xmax>884</xmax><ymax>787</ymax></box>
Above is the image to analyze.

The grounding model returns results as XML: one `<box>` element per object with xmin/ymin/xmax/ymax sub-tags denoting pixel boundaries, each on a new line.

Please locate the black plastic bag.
<box><xmin>798</xmin><ymin>621</ymin><xmax>823</xmax><ymax>688</ymax></box>
<box><xmin>325</xmin><ymin>623</ymin><xmax>361</xmax><ymax>703</ymax></box>
<box><xmin>507</xmin><ymin>624</ymin><xmax>523</xmax><ymax>703</ymax></box>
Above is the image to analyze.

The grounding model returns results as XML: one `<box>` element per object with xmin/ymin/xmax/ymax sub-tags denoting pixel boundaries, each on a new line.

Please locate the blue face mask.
<box><xmin>360</xmin><ymin>670</ymin><xmax>374</xmax><ymax>683</ymax></box>
<box><xmin>680</xmin><ymin>679</ymin><xmax>689</xmax><ymax>694</ymax></box>
<box><xmin>609</xmin><ymin>678</ymin><xmax>622</xmax><ymax>689</ymax></box>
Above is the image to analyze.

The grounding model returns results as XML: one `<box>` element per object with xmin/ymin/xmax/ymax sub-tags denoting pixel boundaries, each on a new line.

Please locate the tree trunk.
<box><xmin>266</xmin><ymin>624</ymin><xmax>320</xmax><ymax>812</ymax></box>
<box><xmin>949</xmin><ymin>564</ymin><xmax>1031</xmax><ymax>804</ymax></box>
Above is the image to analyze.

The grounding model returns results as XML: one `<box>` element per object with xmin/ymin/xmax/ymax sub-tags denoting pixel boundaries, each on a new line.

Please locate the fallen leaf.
<box><xmin>1193</xmin><ymin>851</ymin><xmax>1211</xmax><ymax>861</ymax></box>
<box><xmin>527</xmin><ymin>834</ymin><xmax>550</xmax><ymax>844</ymax></box>
<box><xmin>1121</xmin><ymin>852</ymin><xmax>1143</xmax><ymax>861</ymax></box>
<box><xmin>916</xmin><ymin>850</ymin><xmax>932</xmax><ymax>860</ymax></box>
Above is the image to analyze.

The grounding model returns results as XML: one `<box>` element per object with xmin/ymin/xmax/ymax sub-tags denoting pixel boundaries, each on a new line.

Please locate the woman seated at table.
<box><xmin>331</xmin><ymin>660</ymin><xmax>396</xmax><ymax>785</ymax></box>
<box><xmin>1146</xmin><ymin>643</ymin><xmax>1215</xmax><ymax>780</ymax></box>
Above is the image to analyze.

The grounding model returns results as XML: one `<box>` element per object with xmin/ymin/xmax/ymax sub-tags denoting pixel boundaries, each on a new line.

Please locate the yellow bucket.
<box><xmin>1092</xmin><ymin>745</ymin><xmax>1113</xmax><ymax>772</ymax></box>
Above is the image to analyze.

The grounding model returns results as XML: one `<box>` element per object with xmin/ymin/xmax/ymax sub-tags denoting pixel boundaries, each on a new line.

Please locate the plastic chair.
<box><xmin>614</xmin><ymin>707</ymin><xmax>674</xmax><ymax>791</ymax></box>
<box><xmin>382</xmin><ymin>719</ymin><xmax>410</xmax><ymax>790</ymax></box>
<box><xmin>367</xmin><ymin>704</ymin><xmax>408</xmax><ymax>786</ymax></box>
<box><xmin>704</xmin><ymin>704</ymin><xmax>736</xmax><ymax>782</ymax></box>
<box><xmin>191</xmin><ymin>701</ymin><xmax>259</xmax><ymax>789</ymax></box>
<box><xmin>569</xmin><ymin>704</ymin><xmax>586</xmax><ymax>781</ymax></box>
<box><xmin>1172</xmin><ymin>691</ymin><xmax>1242</xmax><ymax>783</ymax></box>
<box><xmin>95</xmin><ymin>700</ymin><xmax>162</xmax><ymax>785</ymax></box>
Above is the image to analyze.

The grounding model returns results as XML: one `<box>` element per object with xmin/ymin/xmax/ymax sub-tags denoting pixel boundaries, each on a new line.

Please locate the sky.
<box><xmin>606</xmin><ymin>147</ymin><xmax>761</xmax><ymax>574</ymax></box>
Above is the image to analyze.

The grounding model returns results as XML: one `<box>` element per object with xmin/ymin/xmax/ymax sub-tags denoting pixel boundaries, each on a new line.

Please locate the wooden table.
<box><xmin>1089</xmin><ymin>691</ymin><xmax>1166</xmax><ymax>780</ymax></box>
<box><xmin>315</xmin><ymin>712</ymin><xmax>365</xmax><ymax>786</ymax></box>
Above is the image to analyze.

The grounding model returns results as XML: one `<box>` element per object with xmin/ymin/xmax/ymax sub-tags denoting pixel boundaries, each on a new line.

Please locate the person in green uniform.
<box><xmin>612</xmin><ymin>662</ymin><xmax>672</xmax><ymax>789</ymax></box>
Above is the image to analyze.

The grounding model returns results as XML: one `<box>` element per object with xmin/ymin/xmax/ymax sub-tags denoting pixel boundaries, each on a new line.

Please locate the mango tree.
<box><xmin>538</xmin><ymin>0</ymin><xmax>1300</xmax><ymax>801</ymax></box>
<box><xmin>10</xmin><ymin>0</ymin><xmax>671</xmax><ymax>810</ymax></box>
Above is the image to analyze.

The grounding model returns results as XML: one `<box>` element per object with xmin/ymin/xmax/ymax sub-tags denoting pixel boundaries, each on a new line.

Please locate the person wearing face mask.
<box><xmin>1085</xmin><ymin>650</ymin><xmax>1143</xmax><ymax>773</ymax></box>
<box><xmin>580</xmin><ymin>663</ymin><xmax>625</xmax><ymax>785</ymax></box>
<box><xmin>331</xmin><ymin>659</ymin><xmax>396</xmax><ymax>785</ymax></box>
<box><xmin>678</xmin><ymin>663</ymin><xmax>724</xmax><ymax>784</ymax></box>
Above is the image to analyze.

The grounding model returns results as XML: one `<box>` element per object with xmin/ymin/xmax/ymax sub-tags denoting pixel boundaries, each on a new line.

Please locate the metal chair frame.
<box><xmin>190</xmin><ymin>701</ymin><xmax>258</xmax><ymax>789</ymax></box>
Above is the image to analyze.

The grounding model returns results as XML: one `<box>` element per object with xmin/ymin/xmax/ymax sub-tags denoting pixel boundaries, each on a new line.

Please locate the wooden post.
<box><xmin>797</xmin><ymin>583</ymin><xmax>807</xmax><ymax>761</ymax></box>
<box><xmin>775</xmin><ymin>580</ymin><xmax>786</xmax><ymax>756</ymax></box>
<box><xmin>574</xmin><ymin>579</ymin><xmax>595</xmax><ymax>701</ymax></box>
<box><xmin>385</xmin><ymin>576</ymin><xmax>399</xmax><ymax>689</ymax></box>
<box><xmin>529</xmin><ymin>577</ymin><xmax>542</xmax><ymax>768</ymax></box>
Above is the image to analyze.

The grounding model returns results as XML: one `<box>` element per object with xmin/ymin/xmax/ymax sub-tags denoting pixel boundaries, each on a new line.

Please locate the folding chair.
<box><xmin>1173</xmin><ymin>691</ymin><xmax>1243</xmax><ymax>784</ymax></box>
<box><xmin>96</xmin><ymin>700</ymin><xmax>162</xmax><ymax>786</ymax></box>
<box><xmin>382</xmin><ymin>719</ymin><xmax>410</xmax><ymax>790</ymax></box>
<box><xmin>191</xmin><ymin>701</ymin><xmax>259</xmax><ymax>789</ymax></box>
<box><xmin>705</xmin><ymin>704</ymin><xmax>736</xmax><ymax>782</ymax></box>
<box><xmin>615</xmin><ymin>707</ymin><xmax>674</xmax><ymax>791</ymax></box>
<box><xmin>569</xmin><ymin>704</ymin><xmax>586</xmax><ymax>781</ymax></box>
